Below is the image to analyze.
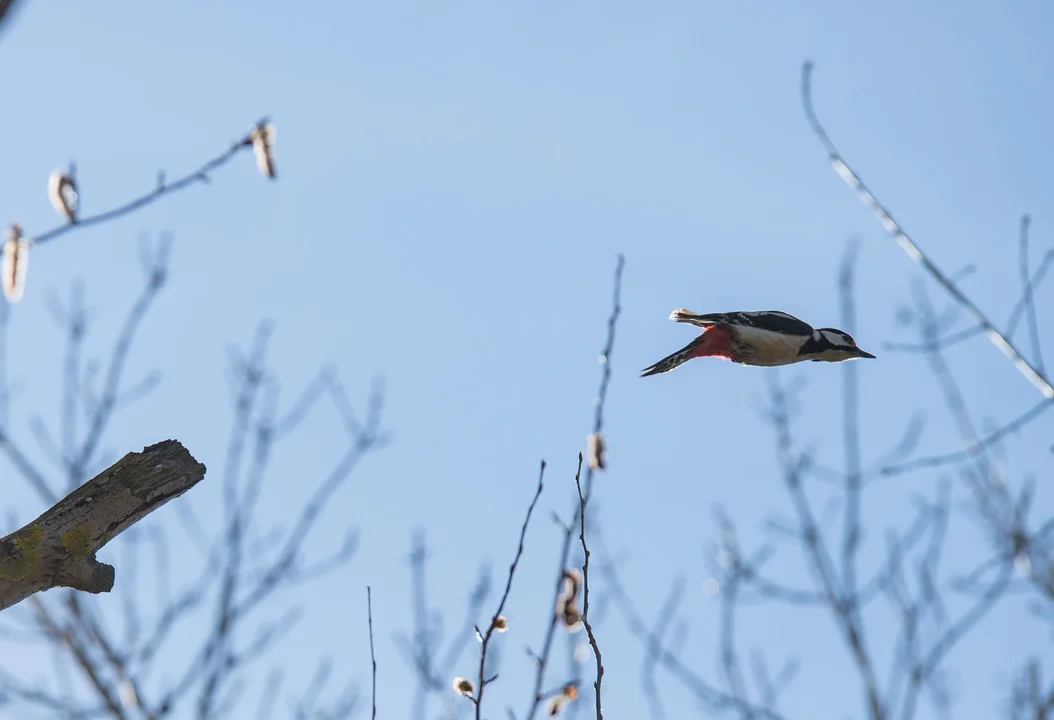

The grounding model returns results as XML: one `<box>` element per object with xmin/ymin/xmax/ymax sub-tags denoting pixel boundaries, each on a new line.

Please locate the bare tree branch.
<box><xmin>472</xmin><ymin>461</ymin><xmax>546</xmax><ymax>718</ymax></box>
<box><xmin>801</xmin><ymin>60</ymin><xmax>1054</xmax><ymax>401</ymax></box>
<box><xmin>0</xmin><ymin>440</ymin><xmax>205</xmax><ymax>611</ymax></box>
<box><xmin>766</xmin><ymin>377</ymin><xmax>886</xmax><ymax>720</ymax></box>
<box><xmin>639</xmin><ymin>578</ymin><xmax>684</xmax><ymax>720</ymax></box>
<box><xmin>368</xmin><ymin>586</ymin><xmax>377</xmax><ymax>720</ymax></box>
<box><xmin>601</xmin><ymin>554</ymin><xmax>788</xmax><ymax>720</ymax></box>
<box><xmin>396</xmin><ymin>530</ymin><xmax>491</xmax><ymax>718</ymax></box>
<box><xmin>574</xmin><ymin>453</ymin><xmax>603</xmax><ymax>719</ymax></box>
<box><xmin>524</xmin><ymin>254</ymin><xmax>623</xmax><ymax>720</ymax></box>
<box><xmin>881</xmin><ymin>399</ymin><xmax>1052</xmax><ymax>477</ymax></box>
<box><xmin>31</xmin><ymin>123</ymin><xmax>269</xmax><ymax>247</ymax></box>
<box><xmin>884</xmin><ymin>246</ymin><xmax>1054</xmax><ymax>356</ymax></box>
<box><xmin>68</xmin><ymin>237</ymin><xmax>170</xmax><ymax>490</ymax></box>
<box><xmin>839</xmin><ymin>238</ymin><xmax>864</xmax><ymax>605</ymax></box>
<box><xmin>0</xmin><ymin>257</ymin><xmax>384</xmax><ymax>719</ymax></box>
<box><xmin>1008</xmin><ymin>660</ymin><xmax>1054</xmax><ymax>720</ymax></box>
<box><xmin>1017</xmin><ymin>216</ymin><xmax>1046</xmax><ymax>374</ymax></box>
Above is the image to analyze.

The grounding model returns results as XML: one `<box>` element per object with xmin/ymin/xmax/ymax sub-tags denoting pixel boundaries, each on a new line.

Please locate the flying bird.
<box><xmin>641</xmin><ymin>309</ymin><xmax>875</xmax><ymax>377</ymax></box>
<box><xmin>48</xmin><ymin>169</ymin><xmax>78</xmax><ymax>223</ymax></box>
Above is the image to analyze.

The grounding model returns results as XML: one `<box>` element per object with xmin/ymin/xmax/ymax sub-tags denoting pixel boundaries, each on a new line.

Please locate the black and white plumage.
<box><xmin>641</xmin><ymin>309</ymin><xmax>875</xmax><ymax>376</ymax></box>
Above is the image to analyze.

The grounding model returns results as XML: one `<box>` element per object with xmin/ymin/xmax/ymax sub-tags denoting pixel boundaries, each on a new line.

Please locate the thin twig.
<box><xmin>600</xmin><ymin>553</ymin><xmax>787</xmax><ymax>720</ymax></box>
<box><xmin>31</xmin><ymin>123</ymin><xmax>266</xmax><ymax>247</ymax></box>
<box><xmin>31</xmin><ymin>599</ymin><xmax>130</xmax><ymax>718</ymax></box>
<box><xmin>718</xmin><ymin>563</ymin><xmax>750</xmax><ymax>709</ymax></box>
<box><xmin>524</xmin><ymin>255</ymin><xmax>623</xmax><ymax>720</ymax></box>
<box><xmin>639</xmin><ymin>579</ymin><xmax>685</xmax><ymax>720</ymax></box>
<box><xmin>881</xmin><ymin>399</ymin><xmax>1052</xmax><ymax>476</ymax></box>
<box><xmin>839</xmin><ymin>239</ymin><xmax>864</xmax><ymax>602</ymax></box>
<box><xmin>395</xmin><ymin>533</ymin><xmax>491</xmax><ymax>715</ymax></box>
<box><xmin>584</xmin><ymin>254</ymin><xmax>624</xmax><ymax>503</ymax></box>
<box><xmin>767</xmin><ymin>379</ymin><xmax>886</xmax><ymax>720</ymax></box>
<box><xmin>884</xmin><ymin>247</ymin><xmax>1054</xmax><ymax>355</ymax></box>
<box><xmin>1018</xmin><ymin>215</ymin><xmax>1046</xmax><ymax>374</ymax></box>
<box><xmin>801</xmin><ymin>60</ymin><xmax>1053</xmax><ymax>400</ymax></box>
<box><xmin>1006</xmin><ymin>249</ymin><xmax>1054</xmax><ymax>343</ymax></box>
<box><xmin>367</xmin><ymin>586</ymin><xmax>377</xmax><ymax>720</ymax></box>
<box><xmin>908</xmin><ymin>284</ymin><xmax>999</xmax><ymax>480</ymax></box>
<box><xmin>897</xmin><ymin>565</ymin><xmax>1012</xmax><ymax>720</ymax></box>
<box><xmin>524</xmin><ymin>523</ymin><xmax>575</xmax><ymax>720</ymax></box>
<box><xmin>574</xmin><ymin>453</ymin><xmax>603</xmax><ymax>719</ymax></box>
<box><xmin>69</xmin><ymin>238</ymin><xmax>170</xmax><ymax>488</ymax></box>
<box><xmin>0</xmin><ymin>244</ymin><xmax>170</xmax><ymax>504</ymax></box>
<box><xmin>881</xmin><ymin>289</ymin><xmax>1018</xmax><ymax>719</ymax></box>
<box><xmin>475</xmin><ymin>461</ymin><xmax>546</xmax><ymax>719</ymax></box>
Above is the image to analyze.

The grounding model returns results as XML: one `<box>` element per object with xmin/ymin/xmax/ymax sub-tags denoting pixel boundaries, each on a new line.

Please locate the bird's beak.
<box><xmin>856</xmin><ymin>348</ymin><xmax>877</xmax><ymax>359</ymax></box>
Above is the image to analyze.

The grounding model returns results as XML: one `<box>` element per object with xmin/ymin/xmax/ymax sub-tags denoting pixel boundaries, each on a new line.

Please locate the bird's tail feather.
<box><xmin>640</xmin><ymin>336</ymin><xmax>708</xmax><ymax>377</ymax></box>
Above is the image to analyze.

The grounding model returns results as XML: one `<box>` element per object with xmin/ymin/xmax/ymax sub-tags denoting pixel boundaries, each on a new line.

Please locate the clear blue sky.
<box><xmin>0</xmin><ymin>1</ymin><xmax>1051</xmax><ymax>718</ymax></box>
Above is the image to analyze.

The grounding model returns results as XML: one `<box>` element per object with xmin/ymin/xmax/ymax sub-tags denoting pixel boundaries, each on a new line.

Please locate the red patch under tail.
<box><xmin>640</xmin><ymin>327</ymin><xmax>735</xmax><ymax>377</ymax></box>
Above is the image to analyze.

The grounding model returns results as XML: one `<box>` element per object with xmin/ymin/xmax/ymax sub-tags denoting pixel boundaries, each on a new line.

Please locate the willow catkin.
<box><xmin>48</xmin><ymin>169</ymin><xmax>78</xmax><ymax>222</ymax></box>
<box><xmin>250</xmin><ymin>123</ymin><xmax>277</xmax><ymax>179</ymax></box>
<box><xmin>2</xmin><ymin>224</ymin><xmax>29</xmax><ymax>303</ymax></box>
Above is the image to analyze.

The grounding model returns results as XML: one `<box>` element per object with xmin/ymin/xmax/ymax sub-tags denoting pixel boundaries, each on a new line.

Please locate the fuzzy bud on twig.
<box><xmin>250</xmin><ymin>122</ymin><xmax>277</xmax><ymax>179</ymax></box>
<box><xmin>587</xmin><ymin>433</ymin><xmax>606</xmax><ymax>470</ymax></box>
<box><xmin>555</xmin><ymin>569</ymin><xmax>584</xmax><ymax>632</ymax></box>
<box><xmin>452</xmin><ymin>677</ymin><xmax>475</xmax><ymax>697</ymax></box>
<box><xmin>48</xmin><ymin>169</ymin><xmax>78</xmax><ymax>223</ymax></box>
<box><xmin>2</xmin><ymin>224</ymin><xmax>29</xmax><ymax>303</ymax></box>
<box><xmin>545</xmin><ymin>683</ymin><xmax>580</xmax><ymax>716</ymax></box>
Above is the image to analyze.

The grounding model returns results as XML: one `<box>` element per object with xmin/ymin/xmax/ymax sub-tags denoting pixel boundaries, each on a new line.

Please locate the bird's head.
<box><xmin>811</xmin><ymin>328</ymin><xmax>876</xmax><ymax>362</ymax></box>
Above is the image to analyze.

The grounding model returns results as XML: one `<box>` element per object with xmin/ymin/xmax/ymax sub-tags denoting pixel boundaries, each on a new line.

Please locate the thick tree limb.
<box><xmin>0</xmin><ymin>439</ymin><xmax>205</xmax><ymax>611</ymax></box>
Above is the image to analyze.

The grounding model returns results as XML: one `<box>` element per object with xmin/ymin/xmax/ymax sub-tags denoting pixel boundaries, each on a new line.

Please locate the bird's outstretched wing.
<box><xmin>669</xmin><ymin>309</ymin><xmax>814</xmax><ymax>336</ymax></box>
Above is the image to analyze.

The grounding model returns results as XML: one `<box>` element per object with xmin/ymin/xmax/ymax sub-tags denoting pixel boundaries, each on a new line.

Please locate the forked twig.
<box><xmin>30</xmin><ymin>120</ymin><xmax>269</xmax><ymax>247</ymax></box>
<box><xmin>575</xmin><ymin>453</ymin><xmax>604</xmax><ymax>719</ymax></box>
<box><xmin>474</xmin><ymin>461</ymin><xmax>546</xmax><ymax>719</ymax></box>
<box><xmin>801</xmin><ymin>61</ymin><xmax>1053</xmax><ymax>401</ymax></box>
<box><xmin>524</xmin><ymin>255</ymin><xmax>623</xmax><ymax>720</ymax></box>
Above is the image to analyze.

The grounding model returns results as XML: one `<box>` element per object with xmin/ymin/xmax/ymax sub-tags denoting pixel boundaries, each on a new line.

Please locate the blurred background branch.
<box><xmin>802</xmin><ymin>60</ymin><xmax>1053</xmax><ymax>401</ymax></box>
<box><xmin>0</xmin><ymin>244</ymin><xmax>386</xmax><ymax>719</ymax></box>
<box><xmin>0</xmin><ymin>0</ymin><xmax>21</xmax><ymax>39</ymax></box>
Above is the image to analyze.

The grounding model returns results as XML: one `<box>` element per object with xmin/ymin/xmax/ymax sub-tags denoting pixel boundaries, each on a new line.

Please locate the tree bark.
<box><xmin>0</xmin><ymin>439</ymin><xmax>206</xmax><ymax>611</ymax></box>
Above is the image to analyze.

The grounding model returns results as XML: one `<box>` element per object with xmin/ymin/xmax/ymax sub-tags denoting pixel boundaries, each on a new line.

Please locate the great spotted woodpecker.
<box><xmin>641</xmin><ymin>309</ymin><xmax>875</xmax><ymax>377</ymax></box>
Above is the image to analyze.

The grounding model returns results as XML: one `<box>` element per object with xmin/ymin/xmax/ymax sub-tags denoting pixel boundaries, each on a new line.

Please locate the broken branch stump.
<box><xmin>0</xmin><ymin>439</ymin><xmax>206</xmax><ymax>611</ymax></box>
